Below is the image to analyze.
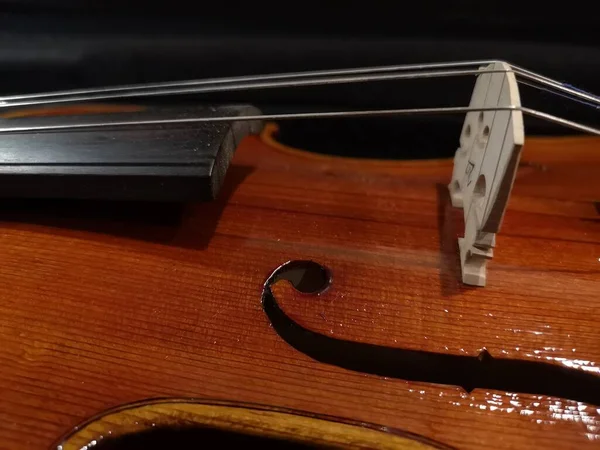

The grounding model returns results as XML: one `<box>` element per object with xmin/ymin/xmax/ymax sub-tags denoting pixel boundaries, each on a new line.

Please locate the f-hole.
<box><xmin>262</xmin><ymin>260</ymin><xmax>600</xmax><ymax>406</ymax></box>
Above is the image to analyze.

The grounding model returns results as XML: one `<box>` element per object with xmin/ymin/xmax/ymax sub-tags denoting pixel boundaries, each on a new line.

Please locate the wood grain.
<box><xmin>55</xmin><ymin>399</ymin><xmax>445</xmax><ymax>449</ymax></box>
<box><xmin>0</xmin><ymin>124</ymin><xmax>598</xmax><ymax>449</ymax></box>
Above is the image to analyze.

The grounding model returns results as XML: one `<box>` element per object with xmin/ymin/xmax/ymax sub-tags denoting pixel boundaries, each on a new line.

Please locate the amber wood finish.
<box><xmin>55</xmin><ymin>399</ymin><xmax>444</xmax><ymax>449</ymax></box>
<box><xmin>0</xmin><ymin>123</ymin><xmax>598</xmax><ymax>449</ymax></box>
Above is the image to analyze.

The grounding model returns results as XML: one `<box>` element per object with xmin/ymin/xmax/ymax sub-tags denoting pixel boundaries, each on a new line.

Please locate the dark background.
<box><xmin>1</xmin><ymin>1</ymin><xmax>599</xmax><ymax>158</ymax></box>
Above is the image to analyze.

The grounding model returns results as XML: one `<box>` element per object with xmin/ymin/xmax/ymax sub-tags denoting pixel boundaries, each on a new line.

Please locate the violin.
<box><xmin>0</xmin><ymin>60</ymin><xmax>598</xmax><ymax>450</ymax></box>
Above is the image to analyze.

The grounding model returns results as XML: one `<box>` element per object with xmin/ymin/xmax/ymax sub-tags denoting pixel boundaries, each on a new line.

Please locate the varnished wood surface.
<box><xmin>0</xmin><ymin>124</ymin><xmax>598</xmax><ymax>449</ymax></box>
<box><xmin>56</xmin><ymin>398</ymin><xmax>444</xmax><ymax>449</ymax></box>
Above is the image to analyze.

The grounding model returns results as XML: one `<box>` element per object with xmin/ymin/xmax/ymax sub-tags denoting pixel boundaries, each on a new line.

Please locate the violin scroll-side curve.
<box><xmin>53</xmin><ymin>398</ymin><xmax>450</xmax><ymax>450</ymax></box>
<box><xmin>263</xmin><ymin>260</ymin><xmax>332</xmax><ymax>296</ymax></box>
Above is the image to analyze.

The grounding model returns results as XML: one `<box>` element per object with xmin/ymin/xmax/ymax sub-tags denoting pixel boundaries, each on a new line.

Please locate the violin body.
<box><xmin>0</xmin><ymin>123</ymin><xmax>598</xmax><ymax>449</ymax></box>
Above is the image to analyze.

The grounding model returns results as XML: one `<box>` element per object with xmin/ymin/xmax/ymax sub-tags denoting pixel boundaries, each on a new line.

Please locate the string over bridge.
<box><xmin>0</xmin><ymin>59</ymin><xmax>598</xmax><ymax>286</ymax></box>
<box><xmin>449</xmin><ymin>62</ymin><xmax>523</xmax><ymax>286</ymax></box>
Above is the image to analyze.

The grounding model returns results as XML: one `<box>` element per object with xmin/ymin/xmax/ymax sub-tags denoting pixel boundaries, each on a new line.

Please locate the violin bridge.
<box><xmin>448</xmin><ymin>62</ymin><xmax>525</xmax><ymax>286</ymax></box>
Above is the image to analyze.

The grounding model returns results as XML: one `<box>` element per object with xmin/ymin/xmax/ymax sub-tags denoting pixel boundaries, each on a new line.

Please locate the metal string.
<box><xmin>0</xmin><ymin>60</ymin><xmax>598</xmax><ymax>109</ymax></box>
<box><xmin>0</xmin><ymin>60</ymin><xmax>498</xmax><ymax>103</ymax></box>
<box><xmin>0</xmin><ymin>68</ymin><xmax>507</xmax><ymax>108</ymax></box>
<box><xmin>0</xmin><ymin>60</ymin><xmax>597</xmax><ymax>137</ymax></box>
<box><xmin>0</xmin><ymin>106</ymin><xmax>597</xmax><ymax>137</ymax></box>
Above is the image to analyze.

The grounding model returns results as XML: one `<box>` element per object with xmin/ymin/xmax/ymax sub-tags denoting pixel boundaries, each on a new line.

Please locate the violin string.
<box><xmin>0</xmin><ymin>60</ymin><xmax>596</xmax><ymax>139</ymax></box>
<box><xmin>0</xmin><ymin>105</ymin><xmax>597</xmax><ymax>136</ymax></box>
<box><xmin>0</xmin><ymin>61</ymin><xmax>598</xmax><ymax>109</ymax></box>
<box><xmin>518</xmin><ymin>80</ymin><xmax>600</xmax><ymax>110</ymax></box>
<box><xmin>0</xmin><ymin>68</ymin><xmax>506</xmax><ymax>109</ymax></box>
<box><xmin>0</xmin><ymin>59</ymin><xmax>596</xmax><ymax>106</ymax></box>
<box><xmin>0</xmin><ymin>60</ymin><xmax>498</xmax><ymax>103</ymax></box>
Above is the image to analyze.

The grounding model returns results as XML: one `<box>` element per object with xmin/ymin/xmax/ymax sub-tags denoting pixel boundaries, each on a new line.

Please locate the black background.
<box><xmin>1</xmin><ymin>1</ymin><xmax>598</xmax><ymax>158</ymax></box>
